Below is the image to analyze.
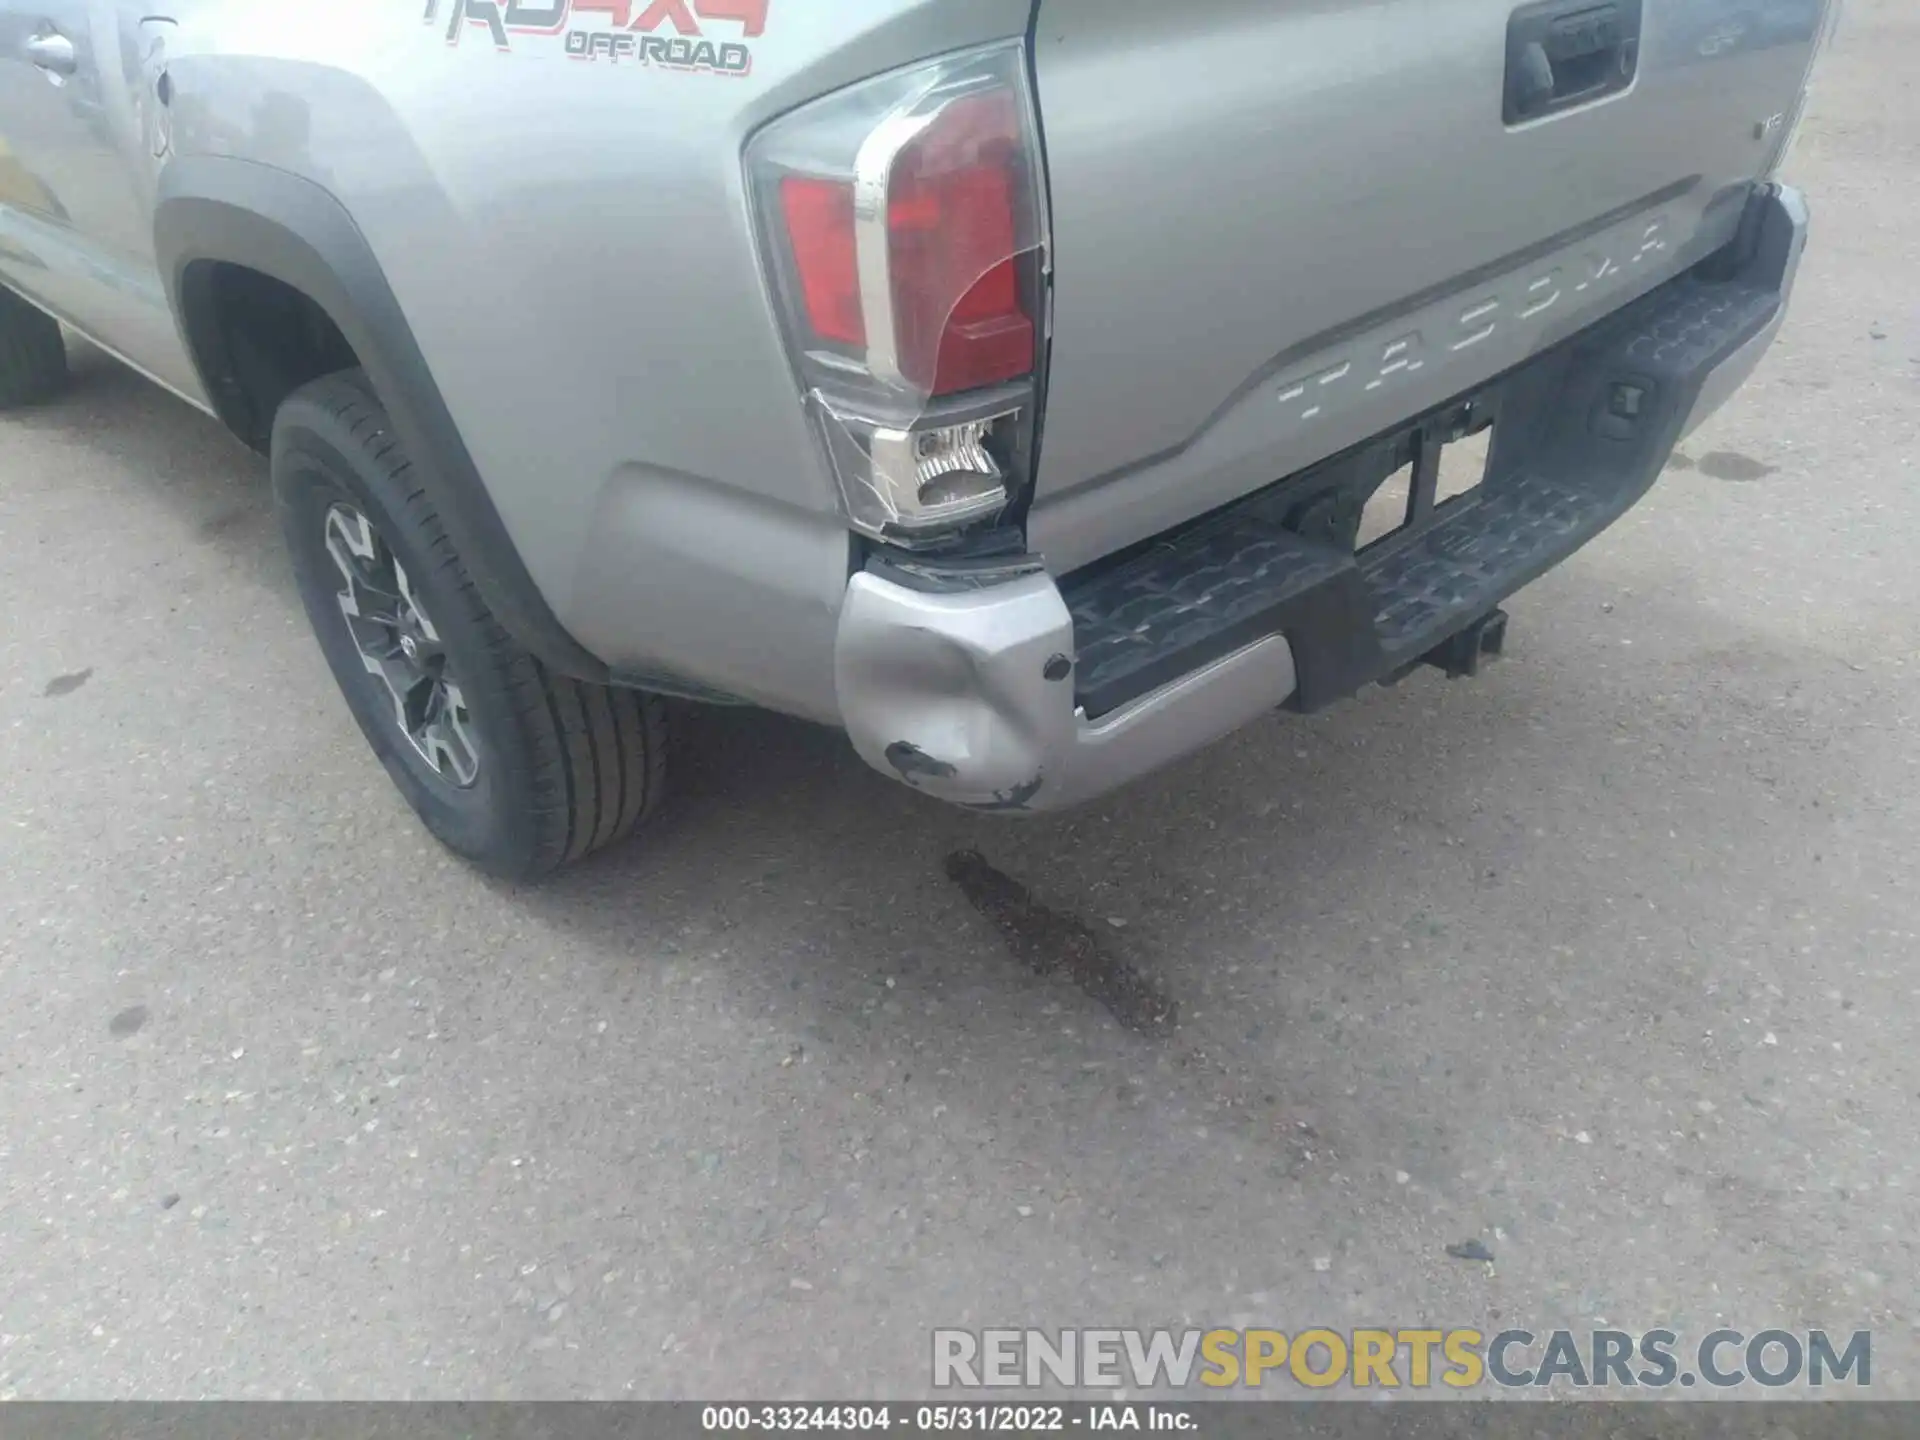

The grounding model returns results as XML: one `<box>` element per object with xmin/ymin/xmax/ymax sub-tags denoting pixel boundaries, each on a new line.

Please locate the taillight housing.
<box><xmin>747</xmin><ymin>43</ymin><xmax>1050</xmax><ymax>542</ymax></box>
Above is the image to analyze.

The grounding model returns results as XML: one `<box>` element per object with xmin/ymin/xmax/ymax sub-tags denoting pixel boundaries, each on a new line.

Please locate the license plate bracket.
<box><xmin>1276</xmin><ymin>398</ymin><xmax>1499</xmax><ymax>559</ymax></box>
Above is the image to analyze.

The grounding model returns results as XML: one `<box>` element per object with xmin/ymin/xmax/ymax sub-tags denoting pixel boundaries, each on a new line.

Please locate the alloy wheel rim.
<box><xmin>324</xmin><ymin>503</ymin><xmax>480</xmax><ymax>788</ymax></box>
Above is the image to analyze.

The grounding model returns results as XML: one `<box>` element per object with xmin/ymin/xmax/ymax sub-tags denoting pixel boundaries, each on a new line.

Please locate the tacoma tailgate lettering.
<box><xmin>1275</xmin><ymin>212</ymin><xmax>1670</xmax><ymax>433</ymax></box>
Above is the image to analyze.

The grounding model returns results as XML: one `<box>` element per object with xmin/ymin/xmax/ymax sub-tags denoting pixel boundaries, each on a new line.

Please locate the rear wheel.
<box><xmin>0</xmin><ymin>288</ymin><xmax>67</xmax><ymax>408</ymax></box>
<box><xmin>272</xmin><ymin>370</ymin><xmax>667</xmax><ymax>878</ymax></box>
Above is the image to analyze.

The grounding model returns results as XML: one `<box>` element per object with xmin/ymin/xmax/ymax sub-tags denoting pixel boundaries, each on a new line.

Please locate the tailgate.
<box><xmin>1026</xmin><ymin>0</ymin><xmax>1827</xmax><ymax>571</ymax></box>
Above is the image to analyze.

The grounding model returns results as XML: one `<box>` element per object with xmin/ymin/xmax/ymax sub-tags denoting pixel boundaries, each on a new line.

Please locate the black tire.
<box><xmin>271</xmin><ymin>369</ymin><xmax>667</xmax><ymax>878</ymax></box>
<box><xmin>0</xmin><ymin>288</ymin><xmax>68</xmax><ymax>408</ymax></box>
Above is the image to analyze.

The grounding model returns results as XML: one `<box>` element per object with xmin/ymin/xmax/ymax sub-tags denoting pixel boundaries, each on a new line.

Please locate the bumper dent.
<box><xmin>835</xmin><ymin>571</ymin><xmax>1299</xmax><ymax>812</ymax></box>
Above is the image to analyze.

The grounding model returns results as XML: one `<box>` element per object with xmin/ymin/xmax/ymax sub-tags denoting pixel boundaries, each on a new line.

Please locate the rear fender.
<box><xmin>154</xmin><ymin>155</ymin><xmax>610</xmax><ymax>682</ymax></box>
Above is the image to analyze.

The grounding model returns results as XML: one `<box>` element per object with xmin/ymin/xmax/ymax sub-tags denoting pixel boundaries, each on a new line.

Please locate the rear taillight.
<box><xmin>748</xmin><ymin>43</ymin><xmax>1049</xmax><ymax>541</ymax></box>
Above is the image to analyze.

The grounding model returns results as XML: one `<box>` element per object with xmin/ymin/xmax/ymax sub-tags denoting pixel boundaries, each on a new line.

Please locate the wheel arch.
<box><xmin>154</xmin><ymin>155</ymin><xmax>610</xmax><ymax>684</ymax></box>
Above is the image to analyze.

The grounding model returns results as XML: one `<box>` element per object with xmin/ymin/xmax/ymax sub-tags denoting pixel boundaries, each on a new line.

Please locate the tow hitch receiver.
<box><xmin>1423</xmin><ymin>608</ymin><xmax>1509</xmax><ymax>680</ymax></box>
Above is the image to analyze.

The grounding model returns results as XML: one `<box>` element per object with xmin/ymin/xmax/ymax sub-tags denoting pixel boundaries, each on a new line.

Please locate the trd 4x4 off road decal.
<box><xmin>424</xmin><ymin>0</ymin><xmax>767</xmax><ymax>75</ymax></box>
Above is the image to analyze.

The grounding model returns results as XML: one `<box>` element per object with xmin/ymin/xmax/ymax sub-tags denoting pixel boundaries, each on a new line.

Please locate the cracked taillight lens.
<box><xmin>748</xmin><ymin>42</ymin><xmax>1049</xmax><ymax>542</ymax></box>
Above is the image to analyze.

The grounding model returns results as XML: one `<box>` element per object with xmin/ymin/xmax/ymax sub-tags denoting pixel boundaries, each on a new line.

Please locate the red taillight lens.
<box><xmin>774</xmin><ymin>91</ymin><xmax>1035</xmax><ymax>397</ymax></box>
<box><xmin>887</xmin><ymin>92</ymin><xmax>1034</xmax><ymax>396</ymax></box>
<box><xmin>780</xmin><ymin>176</ymin><xmax>865</xmax><ymax>347</ymax></box>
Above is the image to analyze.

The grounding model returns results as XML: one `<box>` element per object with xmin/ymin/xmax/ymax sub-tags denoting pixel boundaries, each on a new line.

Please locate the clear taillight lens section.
<box><xmin>748</xmin><ymin>43</ymin><xmax>1049</xmax><ymax>541</ymax></box>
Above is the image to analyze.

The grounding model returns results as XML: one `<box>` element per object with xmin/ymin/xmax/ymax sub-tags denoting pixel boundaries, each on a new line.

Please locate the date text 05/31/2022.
<box><xmin>702</xmin><ymin>1406</ymin><xmax>1192</xmax><ymax>1433</ymax></box>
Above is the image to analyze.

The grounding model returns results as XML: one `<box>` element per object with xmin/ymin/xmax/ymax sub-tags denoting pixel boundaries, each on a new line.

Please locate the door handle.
<box><xmin>25</xmin><ymin>30</ymin><xmax>77</xmax><ymax>76</ymax></box>
<box><xmin>1505</xmin><ymin>0</ymin><xmax>1642</xmax><ymax>123</ymax></box>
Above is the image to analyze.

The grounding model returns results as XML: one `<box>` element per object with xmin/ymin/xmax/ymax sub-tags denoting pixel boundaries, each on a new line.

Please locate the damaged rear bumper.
<box><xmin>833</xmin><ymin>186</ymin><xmax>1808</xmax><ymax>814</ymax></box>
<box><xmin>835</xmin><ymin>568</ymin><xmax>1300</xmax><ymax>813</ymax></box>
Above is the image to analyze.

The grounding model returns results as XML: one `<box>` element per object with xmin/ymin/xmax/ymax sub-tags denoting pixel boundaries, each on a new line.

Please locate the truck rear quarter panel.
<box><xmin>165</xmin><ymin>0</ymin><xmax>1028</xmax><ymax>718</ymax></box>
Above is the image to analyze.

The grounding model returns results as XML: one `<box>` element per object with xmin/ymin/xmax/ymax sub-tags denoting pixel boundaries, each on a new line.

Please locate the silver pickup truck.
<box><xmin>0</xmin><ymin>0</ymin><xmax>1833</xmax><ymax>875</ymax></box>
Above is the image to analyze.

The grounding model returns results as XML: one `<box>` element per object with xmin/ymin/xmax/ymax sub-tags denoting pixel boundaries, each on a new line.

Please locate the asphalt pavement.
<box><xmin>1</xmin><ymin>1</ymin><xmax>1915</xmax><ymax>1401</ymax></box>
